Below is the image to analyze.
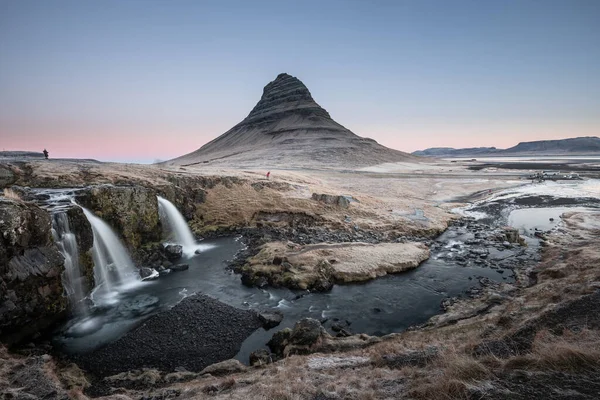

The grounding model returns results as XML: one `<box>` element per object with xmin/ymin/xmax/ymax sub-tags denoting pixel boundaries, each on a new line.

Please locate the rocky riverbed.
<box><xmin>72</xmin><ymin>294</ymin><xmax>262</xmax><ymax>377</ymax></box>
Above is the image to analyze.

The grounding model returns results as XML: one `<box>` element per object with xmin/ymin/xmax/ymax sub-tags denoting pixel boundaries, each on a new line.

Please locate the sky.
<box><xmin>1</xmin><ymin>0</ymin><xmax>599</xmax><ymax>163</ymax></box>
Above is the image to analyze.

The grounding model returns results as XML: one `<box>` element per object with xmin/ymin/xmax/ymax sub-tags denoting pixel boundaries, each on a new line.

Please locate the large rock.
<box><xmin>258</xmin><ymin>310</ymin><xmax>284</xmax><ymax>330</ymax></box>
<box><xmin>199</xmin><ymin>359</ymin><xmax>246</xmax><ymax>376</ymax></box>
<box><xmin>76</xmin><ymin>185</ymin><xmax>161</xmax><ymax>249</ymax></box>
<box><xmin>249</xmin><ymin>349</ymin><xmax>272</xmax><ymax>366</ymax></box>
<box><xmin>288</xmin><ymin>318</ymin><xmax>325</xmax><ymax>346</ymax></box>
<box><xmin>0</xmin><ymin>199</ymin><xmax>67</xmax><ymax>343</ymax></box>
<box><xmin>268</xmin><ymin>318</ymin><xmax>382</xmax><ymax>359</ymax></box>
<box><xmin>164</xmin><ymin>244</ymin><xmax>183</xmax><ymax>261</ymax></box>
<box><xmin>311</xmin><ymin>193</ymin><xmax>352</xmax><ymax>208</ymax></box>
<box><xmin>241</xmin><ymin>241</ymin><xmax>430</xmax><ymax>291</ymax></box>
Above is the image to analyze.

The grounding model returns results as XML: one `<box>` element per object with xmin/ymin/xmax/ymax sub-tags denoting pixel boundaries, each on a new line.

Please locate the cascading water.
<box><xmin>81</xmin><ymin>207</ymin><xmax>140</xmax><ymax>304</ymax></box>
<box><xmin>51</xmin><ymin>211</ymin><xmax>88</xmax><ymax>315</ymax></box>
<box><xmin>157</xmin><ymin>196</ymin><xmax>213</xmax><ymax>256</ymax></box>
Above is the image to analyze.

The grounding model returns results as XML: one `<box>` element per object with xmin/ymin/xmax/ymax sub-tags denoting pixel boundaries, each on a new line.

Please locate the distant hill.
<box><xmin>503</xmin><ymin>137</ymin><xmax>600</xmax><ymax>154</ymax></box>
<box><xmin>0</xmin><ymin>151</ymin><xmax>44</xmax><ymax>159</ymax></box>
<box><xmin>413</xmin><ymin>137</ymin><xmax>600</xmax><ymax>158</ymax></box>
<box><xmin>167</xmin><ymin>73</ymin><xmax>418</xmax><ymax>168</ymax></box>
<box><xmin>412</xmin><ymin>147</ymin><xmax>499</xmax><ymax>157</ymax></box>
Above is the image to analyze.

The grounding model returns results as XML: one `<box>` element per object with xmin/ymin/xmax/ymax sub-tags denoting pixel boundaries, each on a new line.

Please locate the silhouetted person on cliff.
<box><xmin>43</xmin><ymin>149</ymin><xmax>49</xmax><ymax>159</ymax></box>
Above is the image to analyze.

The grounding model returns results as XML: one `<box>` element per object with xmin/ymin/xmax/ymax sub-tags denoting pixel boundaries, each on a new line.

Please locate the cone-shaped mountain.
<box><xmin>168</xmin><ymin>73</ymin><xmax>417</xmax><ymax>167</ymax></box>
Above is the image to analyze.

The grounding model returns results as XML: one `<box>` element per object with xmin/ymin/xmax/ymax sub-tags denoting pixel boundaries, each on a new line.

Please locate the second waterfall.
<box><xmin>157</xmin><ymin>196</ymin><xmax>212</xmax><ymax>257</ymax></box>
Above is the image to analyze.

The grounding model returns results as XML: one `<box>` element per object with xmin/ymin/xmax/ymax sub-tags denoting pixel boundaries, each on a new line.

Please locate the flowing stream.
<box><xmin>53</xmin><ymin>180</ymin><xmax>600</xmax><ymax>361</ymax></box>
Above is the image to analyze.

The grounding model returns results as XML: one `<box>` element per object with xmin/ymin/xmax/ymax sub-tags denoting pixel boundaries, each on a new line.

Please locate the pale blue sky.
<box><xmin>1</xmin><ymin>0</ymin><xmax>599</xmax><ymax>162</ymax></box>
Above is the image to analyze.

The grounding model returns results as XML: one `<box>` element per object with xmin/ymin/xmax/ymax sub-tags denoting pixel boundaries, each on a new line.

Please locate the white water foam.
<box><xmin>157</xmin><ymin>196</ymin><xmax>215</xmax><ymax>257</ymax></box>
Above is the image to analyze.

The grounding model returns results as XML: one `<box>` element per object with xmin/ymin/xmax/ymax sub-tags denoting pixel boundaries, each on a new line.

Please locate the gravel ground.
<box><xmin>74</xmin><ymin>294</ymin><xmax>261</xmax><ymax>376</ymax></box>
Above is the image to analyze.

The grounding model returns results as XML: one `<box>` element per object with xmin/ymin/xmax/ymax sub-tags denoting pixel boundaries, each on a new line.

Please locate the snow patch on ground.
<box><xmin>307</xmin><ymin>356</ymin><xmax>371</xmax><ymax>370</ymax></box>
<box><xmin>489</xmin><ymin>180</ymin><xmax>600</xmax><ymax>202</ymax></box>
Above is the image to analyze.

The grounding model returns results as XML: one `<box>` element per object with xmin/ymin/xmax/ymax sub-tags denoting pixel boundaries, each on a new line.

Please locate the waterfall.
<box><xmin>81</xmin><ymin>207</ymin><xmax>140</xmax><ymax>303</ymax></box>
<box><xmin>52</xmin><ymin>212</ymin><xmax>87</xmax><ymax>315</ymax></box>
<box><xmin>157</xmin><ymin>196</ymin><xmax>213</xmax><ymax>256</ymax></box>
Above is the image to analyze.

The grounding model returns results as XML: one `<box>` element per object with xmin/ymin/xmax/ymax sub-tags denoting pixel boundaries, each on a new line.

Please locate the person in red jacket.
<box><xmin>266</xmin><ymin>171</ymin><xmax>271</xmax><ymax>180</ymax></box>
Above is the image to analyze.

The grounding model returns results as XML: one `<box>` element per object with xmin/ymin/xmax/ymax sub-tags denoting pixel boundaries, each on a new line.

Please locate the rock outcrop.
<box><xmin>240</xmin><ymin>241</ymin><xmax>430</xmax><ymax>290</ymax></box>
<box><xmin>0</xmin><ymin>164</ymin><xmax>17</xmax><ymax>189</ymax></box>
<box><xmin>311</xmin><ymin>193</ymin><xmax>354</xmax><ymax>208</ymax></box>
<box><xmin>0</xmin><ymin>199</ymin><xmax>67</xmax><ymax>343</ymax></box>
<box><xmin>167</xmin><ymin>73</ymin><xmax>417</xmax><ymax>168</ymax></box>
<box><xmin>267</xmin><ymin>318</ymin><xmax>382</xmax><ymax>359</ymax></box>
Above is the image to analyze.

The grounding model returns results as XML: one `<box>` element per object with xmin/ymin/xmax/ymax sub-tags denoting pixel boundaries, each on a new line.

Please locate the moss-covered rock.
<box><xmin>76</xmin><ymin>185</ymin><xmax>161</xmax><ymax>250</ymax></box>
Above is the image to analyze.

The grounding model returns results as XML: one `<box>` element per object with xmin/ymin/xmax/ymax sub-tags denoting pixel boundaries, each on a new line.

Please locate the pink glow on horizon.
<box><xmin>2</xmin><ymin>118</ymin><xmax>598</xmax><ymax>163</ymax></box>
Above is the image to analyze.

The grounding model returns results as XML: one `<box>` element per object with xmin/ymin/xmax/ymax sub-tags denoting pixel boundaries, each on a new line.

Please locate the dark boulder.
<box><xmin>170</xmin><ymin>263</ymin><xmax>189</xmax><ymax>272</ymax></box>
<box><xmin>267</xmin><ymin>328</ymin><xmax>292</xmax><ymax>357</ymax></box>
<box><xmin>249</xmin><ymin>349</ymin><xmax>272</xmax><ymax>366</ymax></box>
<box><xmin>288</xmin><ymin>318</ymin><xmax>325</xmax><ymax>346</ymax></box>
<box><xmin>139</xmin><ymin>267</ymin><xmax>158</xmax><ymax>280</ymax></box>
<box><xmin>164</xmin><ymin>244</ymin><xmax>183</xmax><ymax>261</ymax></box>
<box><xmin>258</xmin><ymin>310</ymin><xmax>284</xmax><ymax>330</ymax></box>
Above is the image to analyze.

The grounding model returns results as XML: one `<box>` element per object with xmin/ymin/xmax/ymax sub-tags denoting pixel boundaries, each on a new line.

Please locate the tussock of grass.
<box><xmin>504</xmin><ymin>329</ymin><xmax>600</xmax><ymax>373</ymax></box>
<box><xmin>407</xmin><ymin>350</ymin><xmax>493</xmax><ymax>400</ymax></box>
<box><xmin>2</xmin><ymin>188</ymin><xmax>22</xmax><ymax>201</ymax></box>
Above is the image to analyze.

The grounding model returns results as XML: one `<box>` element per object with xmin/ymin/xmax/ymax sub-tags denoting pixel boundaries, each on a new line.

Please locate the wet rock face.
<box><xmin>65</xmin><ymin>206</ymin><xmax>95</xmax><ymax>293</ymax></box>
<box><xmin>76</xmin><ymin>185</ymin><xmax>161</xmax><ymax>249</ymax></box>
<box><xmin>0</xmin><ymin>199</ymin><xmax>67</xmax><ymax>343</ymax></box>
<box><xmin>164</xmin><ymin>244</ymin><xmax>183</xmax><ymax>260</ymax></box>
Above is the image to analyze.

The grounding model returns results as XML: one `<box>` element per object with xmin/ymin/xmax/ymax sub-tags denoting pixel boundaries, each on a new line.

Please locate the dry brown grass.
<box><xmin>192</xmin><ymin>182</ymin><xmax>326</xmax><ymax>232</ymax></box>
<box><xmin>405</xmin><ymin>348</ymin><xmax>493</xmax><ymax>400</ymax></box>
<box><xmin>2</xmin><ymin>187</ymin><xmax>22</xmax><ymax>201</ymax></box>
<box><xmin>503</xmin><ymin>329</ymin><xmax>600</xmax><ymax>373</ymax></box>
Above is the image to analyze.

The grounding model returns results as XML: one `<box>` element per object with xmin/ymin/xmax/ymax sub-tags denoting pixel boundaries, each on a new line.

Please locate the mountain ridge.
<box><xmin>413</xmin><ymin>136</ymin><xmax>600</xmax><ymax>157</ymax></box>
<box><xmin>167</xmin><ymin>73</ymin><xmax>417</xmax><ymax>168</ymax></box>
